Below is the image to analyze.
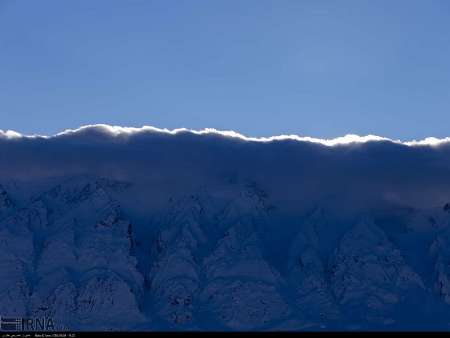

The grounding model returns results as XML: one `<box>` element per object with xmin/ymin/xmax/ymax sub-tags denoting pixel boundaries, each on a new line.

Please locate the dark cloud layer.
<box><xmin>1</xmin><ymin>125</ymin><xmax>450</xmax><ymax>210</ymax></box>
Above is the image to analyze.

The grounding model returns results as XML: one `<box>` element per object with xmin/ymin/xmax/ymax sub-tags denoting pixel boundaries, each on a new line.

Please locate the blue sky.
<box><xmin>1</xmin><ymin>0</ymin><xmax>450</xmax><ymax>139</ymax></box>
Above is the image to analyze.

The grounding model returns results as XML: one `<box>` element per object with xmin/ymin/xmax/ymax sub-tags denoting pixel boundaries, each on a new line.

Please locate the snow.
<box><xmin>1</xmin><ymin>127</ymin><xmax>450</xmax><ymax>330</ymax></box>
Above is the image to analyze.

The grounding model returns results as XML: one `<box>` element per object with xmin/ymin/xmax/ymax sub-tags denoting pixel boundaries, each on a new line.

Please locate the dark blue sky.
<box><xmin>1</xmin><ymin>0</ymin><xmax>450</xmax><ymax>139</ymax></box>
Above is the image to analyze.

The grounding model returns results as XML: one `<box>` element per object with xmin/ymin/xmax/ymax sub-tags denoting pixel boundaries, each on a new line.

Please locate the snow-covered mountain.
<box><xmin>0</xmin><ymin>175</ymin><xmax>450</xmax><ymax>331</ymax></box>
<box><xmin>2</xmin><ymin>126</ymin><xmax>450</xmax><ymax>331</ymax></box>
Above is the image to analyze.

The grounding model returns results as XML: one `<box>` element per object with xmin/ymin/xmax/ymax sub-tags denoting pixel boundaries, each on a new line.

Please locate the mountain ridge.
<box><xmin>1</xmin><ymin>176</ymin><xmax>450</xmax><ymax>330</ymax></box>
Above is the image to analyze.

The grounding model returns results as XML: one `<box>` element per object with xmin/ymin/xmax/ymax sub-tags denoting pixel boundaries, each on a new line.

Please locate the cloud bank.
<box><xmin>2</xmin><ymin>124</ymin><xmax>450</xmax><ymax>146</ymax></box>
<box><xmin>1</xmin><ymin>124</ymin><xmax>450</xmax><ymax>212</ymax></box>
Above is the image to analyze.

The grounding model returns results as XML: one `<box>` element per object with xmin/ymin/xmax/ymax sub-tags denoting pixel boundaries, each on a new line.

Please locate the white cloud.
<box><xmin>0</xmin><ymin>129</ymin><xmax>22</xmax><ymax>139</ymax></box>
<box><xmin>1</xmin><ymin>124</ymin><xmax>449</xmax><ymax>147</ymax></box>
